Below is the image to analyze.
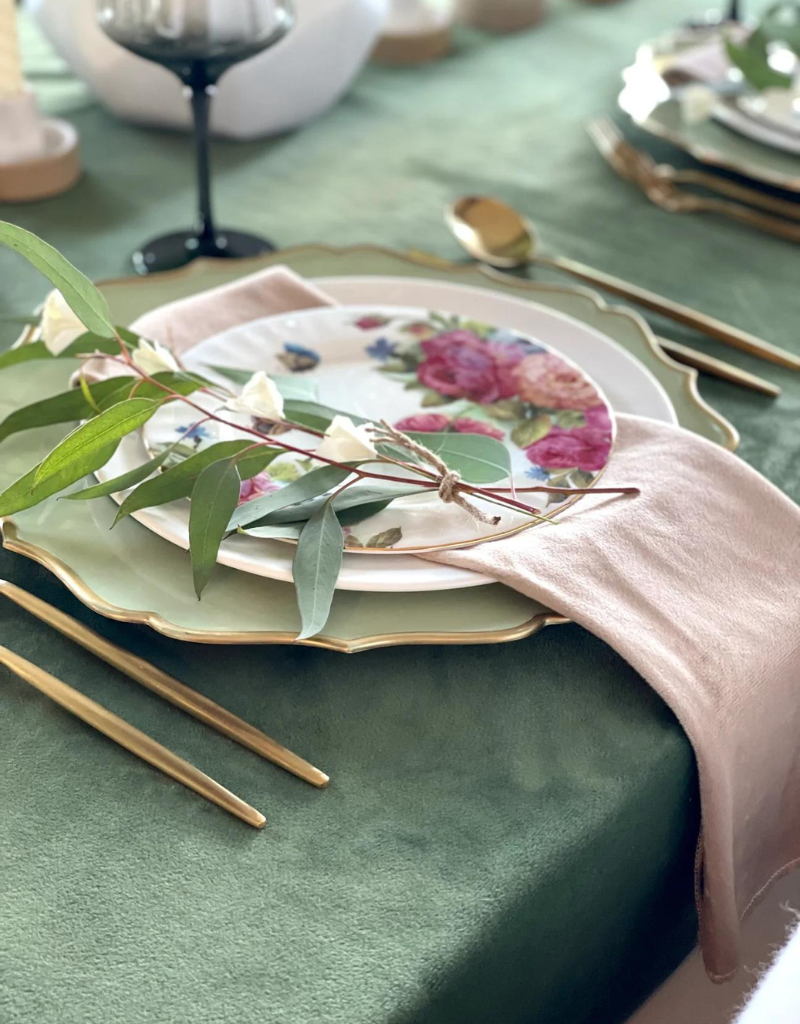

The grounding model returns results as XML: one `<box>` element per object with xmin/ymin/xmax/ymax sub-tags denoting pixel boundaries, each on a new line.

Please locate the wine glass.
<box><xmin>97</xmin><ymin>0</ymin><xmax>294</xmax><ymax>275</ymax></box>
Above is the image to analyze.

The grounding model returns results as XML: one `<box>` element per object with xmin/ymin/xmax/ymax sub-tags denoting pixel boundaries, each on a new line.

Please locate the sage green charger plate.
<box><xmin>619</xmin><ymin>39</ymin><xmax>800</xmax><ymax>192</ymax></box>
<box><xmin>1</xmin><ymin>246</ymin><xmax>735</xmax><ymax>651</ymax></box>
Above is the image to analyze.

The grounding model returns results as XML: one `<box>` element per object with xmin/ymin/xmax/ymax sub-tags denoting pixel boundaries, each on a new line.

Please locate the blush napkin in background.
<box><xmin>130</xmin><ymin>266</ymin><xmax>800</xmax><ymax>981</ymax></box>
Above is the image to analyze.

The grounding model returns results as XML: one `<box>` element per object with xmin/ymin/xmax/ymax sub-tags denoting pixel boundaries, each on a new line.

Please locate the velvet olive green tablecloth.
<box><xmin>2</xmin><ymin>4</ymin><xmax>798</xmax><ymax>1023</ymax></box>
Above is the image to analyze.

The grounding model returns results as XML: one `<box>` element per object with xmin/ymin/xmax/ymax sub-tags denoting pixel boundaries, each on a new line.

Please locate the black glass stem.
<box><xmin>98</xmin><ymin>2</ymin><xmax>294</xmax><ymax>276</ymax></box>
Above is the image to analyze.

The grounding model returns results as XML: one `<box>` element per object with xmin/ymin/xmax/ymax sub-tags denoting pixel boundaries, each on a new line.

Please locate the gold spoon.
<box><xmin>446</xmin><ymin>196</ymin><xmax>800</xmax><ymax>371</ymax></box>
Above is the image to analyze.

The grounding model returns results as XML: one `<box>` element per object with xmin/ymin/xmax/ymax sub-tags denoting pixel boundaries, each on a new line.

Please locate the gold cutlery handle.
<box><xmin>684</xmin><ymin>193</ymin><xmax>800</xmax><ymax>243</ymax></box>
<box><xmin>669</xmin><ymin>168</ymin><xmax>800</xmax><ymax>222</ymax></box>
<box><xmin>0</xmin><ymin>645</ymin><xmax>266</xmax><ymax>829</ymax></box>
<box><xmin>538</xmin><ymin>254</ymin><xmax>800</xmax><ymax>371</ymax></box>
<box><xmin>0</xmin><ymin>580</ymin><xmax>328</xmax><ymax>789</ymax></box>
<box><xmin>657</xmin><ymin>337</ymin><xmax>781</xmax><ymax>397</ymax></box>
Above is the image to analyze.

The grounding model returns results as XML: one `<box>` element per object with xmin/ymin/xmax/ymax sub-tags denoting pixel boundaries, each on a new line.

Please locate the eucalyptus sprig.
<box><xmin>0</xmin><ymin>222</ymin><xmax>638</xmax><ymax>639</ymax></box>
<box><xmin>726</xmin><ymin>2</ymin><xmax>800</xmax><ymax>91</ymax></box>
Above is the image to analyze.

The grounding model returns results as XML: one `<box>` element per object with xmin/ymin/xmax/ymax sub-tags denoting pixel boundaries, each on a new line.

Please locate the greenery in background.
<box><xmin>0</xmin><ymin>222</ymin><xmax>590</xmax><ymax>640</ymax></box>
<box><xmin>726</xmin><ymin>2</ymin><xmax>800</xmax><ymax>89</ymax></box>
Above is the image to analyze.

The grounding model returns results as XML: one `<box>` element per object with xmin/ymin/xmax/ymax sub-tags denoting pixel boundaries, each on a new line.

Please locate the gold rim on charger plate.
<box><xmin>1</xmin><ymin>245</ymin><xmax>737</xmax><ymax>651</ymax></box>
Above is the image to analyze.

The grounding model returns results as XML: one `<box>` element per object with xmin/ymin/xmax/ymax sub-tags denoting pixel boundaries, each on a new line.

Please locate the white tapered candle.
<box><xmin>0</xmin><ymin>0</ymin><xmax>25</xmax><ymax>99</ymax></box>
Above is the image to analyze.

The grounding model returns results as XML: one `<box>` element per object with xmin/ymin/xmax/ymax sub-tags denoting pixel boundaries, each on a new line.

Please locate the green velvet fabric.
<box><xmin>1</xmin><ymin>3</ymin><xmax>797</xmax><ymax>1022</ymax></box>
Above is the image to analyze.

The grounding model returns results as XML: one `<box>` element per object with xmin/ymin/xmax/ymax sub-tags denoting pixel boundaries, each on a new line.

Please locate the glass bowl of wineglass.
<box><xmin>97</xmin><ymin>0</ymin><xmax>294</xmax><ymax>275</ymax></box>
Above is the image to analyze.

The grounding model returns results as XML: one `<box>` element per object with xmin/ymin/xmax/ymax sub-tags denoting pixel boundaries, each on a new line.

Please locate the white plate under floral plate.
<box><xmin>96</xmin><ymin>297</ymin><xmax>665</xmax><ymax>592</ymax></box>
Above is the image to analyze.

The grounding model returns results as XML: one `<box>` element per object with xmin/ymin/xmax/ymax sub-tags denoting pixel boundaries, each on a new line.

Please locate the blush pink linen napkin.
<box><xmin>130</xmin><ymin>266</ymin><xmax>800</xmax><ymax>981</ymax></box>
<box><xmin>426</xmin><ymin>414</ymin><xmax>800</xmax><ymax>981</ymax></box>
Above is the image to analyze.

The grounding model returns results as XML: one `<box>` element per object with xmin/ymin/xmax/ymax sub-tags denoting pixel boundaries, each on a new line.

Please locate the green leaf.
<box><xmin>293</xmin><ymin>501</ymin><xmax>344</xmax><ymax>640</ymax></box>
<box><xmin>725</xmin><ymin>33</ymin><xmax>793</xmax><ymax>90</ymax></box>
<box><xmin>406</xmin><ymin>431</ymin><xmax>511</xmax><ymax>484</ymax></box>
<box><xmin>94</xmin><ymin>370</ymin><xmax>205</xmax><ymax>412</ymax></box>
<box><xmin>189</xmin><ymin>459</ymin><xmax>241</xmax><ymax>598</ymax></box>
<box><xmin>485</xmin><ymin>399</ymin><xmax>524</xmax><ymax>421</ymax></box>
<box><xmin>113</xmin><ymin>440</ymin><xmax>279</xmax><ymax>523</ymax></box>
<box><xmin>553</xmin><ymin>410</ymin><xmax>585</xmax><ymax>430</ymax></box>
<box><xmin>569</xmin><ymin>469</ymin><xmax>595</xmax><ymax>489</ymax></box>
<box><xmin>0</xmin><ymin>222</ymin><xmax>115</xmax><ymax>338</ymax></box>
<box><xmin>229</xmin><ymin>464</ymin><xmax>350</xmax><ymax>530</ymax></box>
<box><xmin>63</xmin><ymin>441</ymin><xmax>182</xmax><ymax>501</ymax></box>
<box><xmin>0</xmin><ymin>376</ymin><xmax>140</xmax><ymax>444</ymax></box>
<box><xmin>33</xmin><ymin>398</ymin><xmax>159</xmax><ymax>493</ymax></box>
<box><xmin>0</xmin><ymin>341</ymin><xmax>52</xmax><ymax>370</ymax></box>
<box><xmin>0</xmin><ymin>328</ymin><xmax>139</xmax><ymax>372</ymax></box>
<box><xmin>254</xmin><ymin>482</ymin><xmax>428</xmax><ymax>527</ymax></box>
<box><xmin>510</xmin><ymin>415</ymin><xmax>552</xmax><ymax>448</ymax></box>
<box><xmin>78</xmin><ymin>372</ymin><xmax>101</xmax><ymax>414</ymax></box>
<box><xmin>239</xmin><ymin>522</ymin><xmax>304</xmax><ymax>541</ymax></box>
<box><xmin>365</xmin><ymin>527</ymin><xmax>403</xmax><ymax>548</ymax></box>
<box><xmin>0</xmin><ymin>442</ymin><xmax>119</xmax><ymax>517</ymax></box>
<box><xmin>420</xmin><ymin>390</ymin><xmax>454</xmax><ymax>408</ymax></box>
<box><xmin>282</xmin><ymin>399</ymin><xmax>367</xmax><ymax>433</ymax></box>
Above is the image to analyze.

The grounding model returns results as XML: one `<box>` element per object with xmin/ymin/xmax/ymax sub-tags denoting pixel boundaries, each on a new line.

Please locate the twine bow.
<box><xmin>371</xmin><ymin>421</ymin><xmax>501</xmax><ymax>526</ymax></box>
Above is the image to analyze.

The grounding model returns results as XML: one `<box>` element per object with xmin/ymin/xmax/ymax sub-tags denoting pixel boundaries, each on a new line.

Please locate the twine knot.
<box><xmin>371</xmin><ymin>421</ymin><xmax>501</xmax><ymax>526</ymax></box>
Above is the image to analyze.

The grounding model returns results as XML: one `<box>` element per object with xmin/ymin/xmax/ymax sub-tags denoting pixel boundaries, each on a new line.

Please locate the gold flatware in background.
<box><xmin>656</xmin><ymin>337</ymin><xmax>781</xmax><ymax>398</ymax></box>
<box><xmin>446</xmin><ymin>195</ymin><xmax>800</xmax><ymax>371</ymax></box>
<box><xmin>0</xmin><ymin>645</ymin><xmax>266</xmax><ymax>829</ymax></box>
<box><xmin>588</xmin><ymin>117</ymin><xmax>800</xmax><ymax>222</ymax></box>
<box><xmin>587</xmin><ymin>118</ymin><xmax>800</xmax><ymax>245</ymax></box>
<box><xmin>0</xmin><ymin>579</ymin><xmax>329</xmax><ymax>789</ymax></box>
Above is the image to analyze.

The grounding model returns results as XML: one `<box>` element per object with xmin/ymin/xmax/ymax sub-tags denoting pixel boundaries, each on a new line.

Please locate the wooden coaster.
<box><xmin>372</xmin><ymin>22</ymin><xmax>451</xmax><ymax>65</ymax></box>
<box><xmin>458</xmin><ymin>0</ymin><xmax>545</xmax><ymax>32</ymax></box>
<box><xmin>0</xmin><ymin>118</ymin><xmax>80</xmax><ymax>203</ymax></box>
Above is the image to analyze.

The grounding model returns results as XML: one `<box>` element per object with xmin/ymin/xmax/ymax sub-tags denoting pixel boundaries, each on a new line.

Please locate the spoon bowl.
<box><xmin>444</xmin><ymin>193</ymin><xmax>800</xmax><ymax>370</ymax></box>
<box><xmin>446</xmin><ymin>195</ymin><xmax>537</xmax><ymax>268</ymax></box>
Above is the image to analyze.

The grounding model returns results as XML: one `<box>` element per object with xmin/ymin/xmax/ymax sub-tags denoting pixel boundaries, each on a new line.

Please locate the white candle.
<box><xmin>0</xmin><ymin>0</ymin><xmax>25</xmax><ymax>99</ymax></box>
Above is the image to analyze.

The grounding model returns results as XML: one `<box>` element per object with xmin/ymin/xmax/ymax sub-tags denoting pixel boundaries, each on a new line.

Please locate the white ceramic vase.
<box><xmin>26</xmin><ymin>0</ymin><xmax>388</xmax><ymax>139</ymax></box>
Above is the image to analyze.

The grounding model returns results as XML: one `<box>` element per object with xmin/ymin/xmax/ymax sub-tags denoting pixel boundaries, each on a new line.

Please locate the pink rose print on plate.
<box><xmin>394</xmin><ymin>413</ymin><xmax>451</xmax><ymax>432</ymax></box>
<box><xmin>525</xmin><ymin>407</ymin><xmax>612</xmax><ymax>474</ymax></box>
<box><xmin>354</xmin><ymin>314</ymin><xmax>391</xmax><ymax>330</ymax></box>
<box><xmin>513</xmin><ymin>352</ymin><xmax>600</xmax><ymax>411</ymax></box>
<box><xmin>238</xmin><ymin>472</ymin><xmax>280</xmax><ymax>505</ymax></box>
<box><xmin>417</xmin><ymin>330</ymin><xmax>529</xmax><ymax>404</ymax></box>
<box><xmin>393</xmin><ymin>413</ymin><xmax>505</xmax><ymax>440</ymax></box>
<box><xmin>451</xmin><ymin>418</ymin><xmax>505</xmax><ymax>440</ymax></box>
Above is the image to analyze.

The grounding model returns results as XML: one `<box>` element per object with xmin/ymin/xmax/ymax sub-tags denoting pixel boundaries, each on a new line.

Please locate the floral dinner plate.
<box><xmin>99</xmin><ymin>305</ymin><xmax>615</xmax><ymax>591</ymax></box>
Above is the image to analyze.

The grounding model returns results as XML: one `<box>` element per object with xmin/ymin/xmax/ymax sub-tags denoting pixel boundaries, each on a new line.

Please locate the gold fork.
<box><xmin>0</xmin><ymin>579</ymin><xmax>329</xmax><ymax>788</ymax></box>
<box><xmin>589</xmin><ymin>117</ymin><xmax>800</xmax><ymax>222</ymax></box>
<box><xmin>1</xmin><ymin>645</ymin><xmax>266</xmax><ymax>828</ymax></box>
<box><xmin>588</xmin><ymin>118</ymin><xmax>800</xmax><ymax>243</ymax></box>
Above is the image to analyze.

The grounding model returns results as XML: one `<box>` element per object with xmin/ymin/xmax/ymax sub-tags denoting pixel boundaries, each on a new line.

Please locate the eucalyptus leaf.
<box><xmin>0</xmin><ymin>443</ymin><xmax>119</xmax><ymax>517</ymax></box>
<box><xmin>94</xmin><ymin>370</ymin><xmax>204</xmax><ymax>412</ymax></box>
<box><xmin>189</xmin><ymin>458</ymin><xmax>241</xmax><ymax>598</ymax></box>
<box><xmin>33</xmin><ymin>398</ymin><xmax>159</xmax><ymax>492</ymax></box>
<box><xmin>0</xmin><ymin>341</ymin><xmax>51</xmax><ymax>371</ymax></box>
<box><xmin>282</xmin><ymin>399</ymin><xmax>368</xmax><ymax>432</ymax></box>
<box><xmin>406</xmin><ymin>431</ymin><xmax>511</xmax><ymax>484</ymax></box>
<box><xmin>63</xmin><ymin>441</ymin><xmax>182</xmax><ymax>501</ymax></box>
<box><xmin>725</xmin><ymin>33</ymin><xmax>793</xmax><ymax>90</ymax></box>
<box><xmin>113</xmin><ymin>440</ymin><xmax>279</xmax><ymax>523</ymax></box>
<box><xmin>0</xmin><ymin>377</ymin><xmax>140</xmax><ymax>445</ymax></box>
<box><xmin>0</xmin><ymin>221</ymin><xmax>115</xmax><ymax>338</ymax></box>
<box><xmin>228</xmin><ymin>464</ymin><xmax>350</xmax><ymax>530</ymax></box>
<box><xmin>292</xmin><ymin>501</ymin><xmax>344</xmax><ymax>640</ymax></box>
<box><xmin>239</xmin><ymin>522</ymin><xmax>304</xmax><ymax>541</ymax></box>
<box><xmin>254</xmin><ymin>482</ymin><xmax>429</xmax><ymax>527</ymax></box>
